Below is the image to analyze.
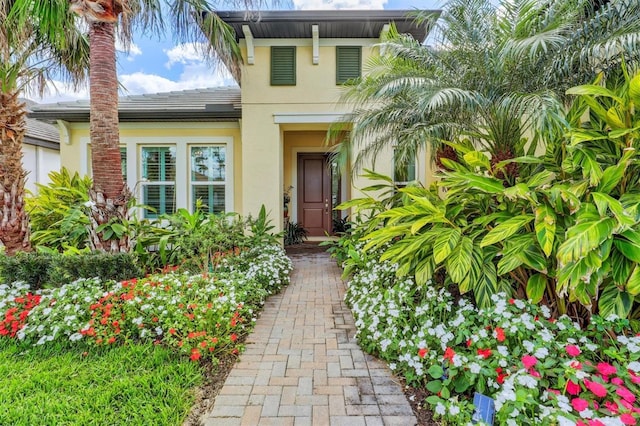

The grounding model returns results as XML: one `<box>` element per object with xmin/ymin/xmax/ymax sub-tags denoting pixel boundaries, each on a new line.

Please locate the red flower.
<box><xmin>169</xmin><ymin>328</ymin><xmax>176</xmax><ymax>335</ymax></box>
<box><xmin>230</xmin><ymin>333</ymin><xmax>238</xmax><ymax>342</ymax></box>
<box><xmin>565</xmin><ymin>345</ymin><xmax>581</xmax><ymax>357</ymax></box>
<box><xmin>190</xmin><ymin>349</ymin><xmax>201</xmax><ymax>361</ymax></box>
<box><xmin>477</xmin><ymin>348</ymin><xmax>491</xmax><ymax>359</ymax></box>
<box><xmin>621</xmin><ymin>414</ymin><xmax>637</xmax><ymax>426</ymax></box>
<box><xmin>418</xmin><ymin>348</ymin><xmax>428</xmax><ymax>359</ymax></box>
<box><xmin>443</xmin><ymin>347</ymin><xmax>456</xmax><ymax>364</ymax></box>
<box><xmin>494</xmin><ymin>327</ymin><xmax>506</xmax><ymax>342</ymax></box>
<box><xmin>496</xmin><ymin>367</ymin><xmax>508</xmax><ymax>385</ymax></box>
<box><xmin>107</xmin><ymin>337</ymin><xmax>116</xmax><ymax>344</ymax></box>
<box><xmin>566</xmin><ymin>380</ymin><xmax>581</xmax><ymax>395</ymax></box>
<box><xmin>522</xmin><ymin>355</ymin><xmax>537</xmax><ymax>369</ymax></box>
<box><xmin>571</xmin><ymin>398</ymin><xmax>589</xmax><ymax>412</ymax></box>
<box><xmin>596</xmin><ymin>362</ymin><xmax>617</xmax><ymax>378</ymax></box>
<box><xmin>584</xmin><ymin>379</ymin><xmax>607</xmax><ymax>398</ymax></box>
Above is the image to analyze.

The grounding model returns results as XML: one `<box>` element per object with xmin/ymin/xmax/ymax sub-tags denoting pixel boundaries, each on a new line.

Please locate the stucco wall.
<box><xmin>22</xmin><ymin>144</ymin><xmax>60</xmax><ymax>194</ymax></box>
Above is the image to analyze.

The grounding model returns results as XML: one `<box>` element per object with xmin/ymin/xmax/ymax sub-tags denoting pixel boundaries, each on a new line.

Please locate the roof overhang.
<box><xmin>28</xmin><ymin>109</ymin><xmax>241</xmax><ymax>123</ymax></box>
<box><xmin>215</xmin><ymin>10</ymin><xmax>440</xmax><ymax>43</ymax></box>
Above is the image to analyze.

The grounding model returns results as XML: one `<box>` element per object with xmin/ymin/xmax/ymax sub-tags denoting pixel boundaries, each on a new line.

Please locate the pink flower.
<box><xmin>588</xmin><ymin>420</ymin><xmax>605</xmax><ymax>426</ymax></box>
<box><xmin>604</xmin><ymin>401</ymin><xmax>619</xmax><ymax>414</ymax></box>
<box><xmin>567</xmin><ymin>380</ymin><xmax>581</xmax><ymax>395</ymax></box>
<box><xmin>584</xmin><ymin>379</ymin><xmax>607</xmax><ymax>398</ymax></box>
<box><xmin>617</xmin><ymin>386</ymin><xmax>636</xmax><ymax>403</ymax></box>
<box><xmin>566</xmin><ymin>345</ymin><xmax>581</xmax><ymax>357</ymax></box>
<box><xmin>629</xmin><ymin>371</ymin><xmax>640</xmax><ymax>385</ymax></box>
<box><xmin>529</xmin><ymin>368</ymin><xmax>541</xmax><ymax>378</ymax></box>
<box><xmin>522</xmin><ymin>355</ymin><xmax>538</xmax><ymax>369</ymax></box>
<box><xmin>597</xmin><ymin>362</ymin><xmax>617</xmax><ymax>378</ymax></box>
<box><xmin>620</xmin><ymin>413</ymin><xmax>636</xmax><ymax>425</ymax></box>
<box><xmin>611</xmin><ymin>377</ymin><xmax>624</xmax><ymax>386</ymax></box>
<box><xmin>572</xmin><ymin>398</ymin><xmax>589</xmax><ymax>412</ymax></box>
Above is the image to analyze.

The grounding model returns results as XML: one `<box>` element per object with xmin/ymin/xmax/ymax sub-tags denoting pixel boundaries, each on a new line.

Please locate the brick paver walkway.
<box><xmin>203</xmin><ymin>252</ymin><xmax>416</xmax><ymax>426</ymax></box>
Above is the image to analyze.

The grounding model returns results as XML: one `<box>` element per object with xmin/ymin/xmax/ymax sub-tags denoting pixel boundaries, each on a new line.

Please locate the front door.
<box><xmin>298</xmin><ymin>154</ymin><xmax>331</xmax><ymax>236</ymax></box>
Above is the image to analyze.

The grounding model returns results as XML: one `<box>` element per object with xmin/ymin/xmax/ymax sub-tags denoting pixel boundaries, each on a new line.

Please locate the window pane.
<box><xmin>142</xmin><ymin>146</ymin><xmax>176</xmax><ymax>181</ymax></box>
<box><xmin>143</xmin><ymin>184</ymin><xmax>175</xmax><ymax>217</ymax></box>
<box><xmin>191</xmin><ymin>146</ymin><xmax>226</xmax><ymax>182</ymax></box>
<box><xmin>393</xmin><ymin>151</ymin><xmax>416</xmax><ymax>183</ymax></box>
<box><xmin>120</xmin><ymin>147</ymin><xmax>127</xmax><ymax>183</ymax></box>
<box><xmin>193</xmin><ymin>185</ymin><xmax>225</xmax><ymax>214</ymax></box>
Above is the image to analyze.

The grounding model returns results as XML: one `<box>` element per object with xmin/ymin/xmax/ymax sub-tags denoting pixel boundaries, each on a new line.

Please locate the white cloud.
<box><xmin>119</xmin><ymin>63</ymin><xmax>234</xmax><ymax>95</ymax></box>
<box><xmin>293</xmin><ymin>0</ymin><xmax>387</xmax><ymax>9</ymax></box>
<box><xmin>115</xmin><ymin>37</ymin><xmax>142</xmax><ymax>62</ymax></box>
<box><xmin>164</xmin><ymin>42</ymin><xmax>207</xmax><ymax>68</ymax></box>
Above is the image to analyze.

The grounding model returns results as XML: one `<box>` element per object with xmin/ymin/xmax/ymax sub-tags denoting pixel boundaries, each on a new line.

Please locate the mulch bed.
<box><xmin>403</xmin><ymin>383</ymin><xmax>440</xmax><ymax>425</ymax></box>
<box><xmin>183</xmin><ymin>354</ymin><xmax>238</xmax><ymax>426</ymax></box>
<box><xmin>284</xmin><ymin>242</ymin><xmax>330</xmax><ymax>255</ymax></box>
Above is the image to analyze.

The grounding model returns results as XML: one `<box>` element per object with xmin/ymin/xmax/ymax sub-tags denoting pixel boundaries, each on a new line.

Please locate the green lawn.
<box><xmin>0</xmin><ymin>342</ymin><xmax>202</xmax><ymax>426</ymax></box>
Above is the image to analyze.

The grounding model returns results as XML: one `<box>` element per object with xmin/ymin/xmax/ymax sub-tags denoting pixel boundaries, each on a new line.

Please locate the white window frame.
<box><xmin>140</xmin><ymin>145</ymin><xmax>177</xmax><ymax>218</ymax></box>
<box><xmin>189</xmin><ymin>144</ymin><xmax>230</xmax><ymax>214</ymax></box>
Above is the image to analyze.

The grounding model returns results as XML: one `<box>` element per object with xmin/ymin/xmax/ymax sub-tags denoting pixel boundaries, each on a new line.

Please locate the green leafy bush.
<box><xmin>357</xmin><ymin>68</ymin><xmax>640</xmax><ymax>325</ymax></box>
<box><xmin>26</xmin><ymin>168</ymin><xmax>92</xmax><ymax>252</ymax></box>
<box><xmin>284</xmin><ymin>222</ymin><xmax>308</xmax><ymax>246</ymax></box>
<box><xmin>0</xmin><ymin>252</ymin><xmax>141</xmax><ymax>289</ymax></box>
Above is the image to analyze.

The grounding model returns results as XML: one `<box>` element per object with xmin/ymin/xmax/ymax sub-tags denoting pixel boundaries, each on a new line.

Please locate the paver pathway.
<box><xmin>203</xmin><ymin>252</ymin><xmax>417</xmax><ymax>426</ymax></box>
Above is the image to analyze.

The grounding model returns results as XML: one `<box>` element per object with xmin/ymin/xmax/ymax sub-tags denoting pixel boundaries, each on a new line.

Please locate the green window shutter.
<box><xmin>271</xmin><ymin>46</ymin><xmax>296</xmax><ymax>86</ymax></box>
<box><xmin>336</xmin><ymin>46</ymin><xmax>361</xmax><ymax>84</ymax></box>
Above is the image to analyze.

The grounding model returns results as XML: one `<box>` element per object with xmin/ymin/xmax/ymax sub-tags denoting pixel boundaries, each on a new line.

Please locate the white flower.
<box><xmin>523</xmin><ymin>340</ymin><xmax>535</xmax><ymax>353</ymax></box>
<box><xmin>469</xmin><ymin>362</ymin><xmax>481</xmax><ymax>374</ymax></box>
<box><xmin>628</xmin><ymin>361</ymin><xmax>640</xmax><ymax>373</ymax></box>
<box><xmin>435</xmin><ymin>403</ymin><xmax>446</xmax><ymax>416</ymax></box>
<box><xmin>448</xmin><ymin>404</ymin><xmax>460</xmax><ymax>416</ymax></box>
<box><xmin>534</xmin><ymin>347</ymin><xmax>549</xmax><ymax>358</ymax></box>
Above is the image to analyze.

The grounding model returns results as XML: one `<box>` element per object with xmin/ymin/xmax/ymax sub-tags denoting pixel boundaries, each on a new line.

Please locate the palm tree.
<box><xmin>0</xmin><ymin>1</ymin><xmax>88</xmax><ymax>255</ymax></box>
<box><xmin>11</xmin><ymin>0</ymin><xmax>275</xmax><ymax>252</ymax></box>
<box><xmin>339</xmin><ymin>0</ymin><xmax>640</xmax><ymax>174</ymax></box>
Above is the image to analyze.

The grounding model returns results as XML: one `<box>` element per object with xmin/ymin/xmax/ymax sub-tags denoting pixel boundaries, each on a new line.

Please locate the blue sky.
<box><xmin>35</xmin><ymin>0</ymin><xmax>441</xmax><ymax>103</ymax></box>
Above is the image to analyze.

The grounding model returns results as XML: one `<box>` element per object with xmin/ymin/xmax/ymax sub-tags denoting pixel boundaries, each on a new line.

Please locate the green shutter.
<box><xmin>336</xmin><ymin>46</ymin><xmax>361</xmax><ymax>84</ymax></box>
<box><xmin>271</xmin><ymin>46</ymin><xmax>296</xmax><ymax>86</ymax></box>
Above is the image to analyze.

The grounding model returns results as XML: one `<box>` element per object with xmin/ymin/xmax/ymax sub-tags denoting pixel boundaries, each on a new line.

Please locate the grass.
<box><xmin>0</xmin><ymin>341</ymin><xmax>203</xmax><ymax>426</ymax></box>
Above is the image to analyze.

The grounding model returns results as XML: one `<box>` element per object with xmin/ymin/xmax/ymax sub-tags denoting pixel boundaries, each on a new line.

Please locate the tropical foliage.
<box><xmin>348</xmin><ymin>68</ymin><xmax>640</xmax><ymax>325</ymax></box>
<box><xmin>336</xmin><ymin>0</ymin><xmax>640</xmax><ymax>172</ymax></box>
<box><xmin>0</xmin><ymin>1</ymin><xmax>88</xmax><ymax>254</ymax></box>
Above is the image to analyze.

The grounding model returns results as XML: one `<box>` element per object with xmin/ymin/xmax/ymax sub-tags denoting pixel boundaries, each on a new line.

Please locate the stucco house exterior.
<box><xmin>29</xmin><ymin>10</ymin><xmax>439</xmax><ymax>235</ymax></box>
<box><xmin>23</xmin><ymin>101</ymin><xmax>61</xmax><ymax>193</ymax></box>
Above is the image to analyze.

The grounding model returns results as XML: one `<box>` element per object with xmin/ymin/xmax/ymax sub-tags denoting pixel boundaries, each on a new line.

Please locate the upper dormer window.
<box><xmin>271</xmin><ymin>46</ymin><xmax>296</xmax><ymax>86</ymax></box>
<box><xmin>336</xmin><ymin>46</ymin><xmax>361</xmax><ymax>84</ymax></box>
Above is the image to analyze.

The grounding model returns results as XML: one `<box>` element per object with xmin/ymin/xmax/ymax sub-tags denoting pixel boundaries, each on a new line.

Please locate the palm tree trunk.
<box><xmin>87</xmin><ymin>21</ymin><xmax>131</xmax><ymax>253</ymax></box>
<box><xmin>0</xmin><ymin>91</ymin><xmax>31</xmax><ymax>255</ymax></box>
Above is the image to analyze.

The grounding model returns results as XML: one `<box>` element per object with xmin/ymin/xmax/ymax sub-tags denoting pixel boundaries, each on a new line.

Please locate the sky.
<box><xmin>33</xmin><ymin>0</ymin><xmax>440</xmax><ymax>104</ymax></box>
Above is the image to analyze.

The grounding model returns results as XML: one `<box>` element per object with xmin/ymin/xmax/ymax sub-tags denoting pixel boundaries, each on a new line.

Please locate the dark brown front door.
<box><xmin>298</xmin><ymin>154</ymin><xmax>331</xmax><ymax>236</ymax></box>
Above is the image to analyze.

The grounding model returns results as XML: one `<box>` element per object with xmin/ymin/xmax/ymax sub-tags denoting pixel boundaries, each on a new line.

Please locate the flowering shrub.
<box><xmin>0</xmin><ymin>244</ymin><xmax>292</xmax><ymax>362</ymax></box>
<box><xmin>345</xmin><ymin>254</ymin><xmax>640</xmax><ymax>425</ymax></box>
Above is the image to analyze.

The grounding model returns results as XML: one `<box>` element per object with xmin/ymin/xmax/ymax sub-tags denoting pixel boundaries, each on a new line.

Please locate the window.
<box><xmin>271</xmin><ymin>46</ymin><xmax>296</xmax><ymax>86</ymax></box>
<box><xmin>120</xmin><ymin>147</ymin><xmax>127</xmax><ymax>183</ymax></box>
<box><xmin>393</xmin><ymin>149</ymin><xmax>417</xmax><ymax>187</ymax></box>
<box><xmin>191</xmin><ymin>146</ymin><xmax>226</xmax><ymax>213</ymax></box>
<box><xmin>336</xmin><ymin>46</ymin><xmax>361</xmax><ymax>84</ymax></box>
<box><xmin>141</xmin><ymin>146</ymin><xmax>176</xmax><ymax>218</ymax></box>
